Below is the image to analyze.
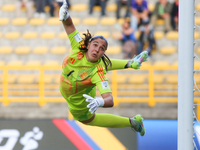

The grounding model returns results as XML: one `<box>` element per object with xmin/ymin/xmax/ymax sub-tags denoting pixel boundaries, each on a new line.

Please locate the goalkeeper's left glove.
<box><xmin>83</xmin><ymin>94</ymin><xmax>105</xmax><ymax>114</ymax></box>
<box><xmin>128</xmin><ymin>51</ymin><xmax>148</xmax><ymax>69</ymax></box>
<box><xmin>59</xmin><ymin>0</ymin><xmax>70</xmax><ymax>21</ymax></box>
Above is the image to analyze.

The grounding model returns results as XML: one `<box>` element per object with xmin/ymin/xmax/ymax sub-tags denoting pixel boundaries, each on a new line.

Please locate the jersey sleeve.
<box><xmin>91</xmin><ymin>64</ymin><xmax>111</xmax><ymax>95</ymax></box>
<box><xmin>68</xmin><ymin>30</ymin><xmax>85</xmax><ymax>51</ymax></box>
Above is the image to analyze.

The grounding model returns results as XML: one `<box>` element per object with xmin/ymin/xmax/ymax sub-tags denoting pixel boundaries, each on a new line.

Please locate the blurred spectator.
<box><xmin>15</xmin><ymin>0</ymin><xmax>34</xmax><ymax>19</ymax></box>
<box><xmin>34</xmin><ymin>0</ymin><xmax>46</xmax><ymax>18</ymax></box>
<box><xmin>150</xmin><ymin>0</ymin><xmax>172</xmax><ymax>33</ymax></box>
<box><xmin>89</xmin><ymin>0</ymin><xmax>108</xmax><ymax>17</ymax></box>
<box><xmin>49</xmin><ymin>0</ymin><xmax>70</xmax><ymax>17</ymax></box>
<box><xmin>116</xmin><ymin>0</ymin><xmax>132</xmax><ymax>19</ymax></box>
<box><xmin>112</xmin><ymin>18</ymin><xmax>137</xmax><ymax>59</ymax></box>
<box><xmin>171</xmin><ymin>0</ymin><xmax>179</xmax><ymax>30</ymax></box>
<box><xmin>137</xmin><ymin>25</ymin><xmax>155</xmax><ymax>56</ymax></box>
<box><xmin>130</xmin><ymin>0</ymin><xmax>149</xmax><ymax>31</ymax></box>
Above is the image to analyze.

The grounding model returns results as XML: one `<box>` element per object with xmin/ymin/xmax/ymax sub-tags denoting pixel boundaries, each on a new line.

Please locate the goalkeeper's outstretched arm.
<box><xmin>59</xmin><ymin>0</ymin><xmax>75</xmax><ymax>35</ymax></box>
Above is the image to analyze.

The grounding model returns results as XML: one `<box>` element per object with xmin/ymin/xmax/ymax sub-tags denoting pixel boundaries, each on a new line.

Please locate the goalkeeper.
<box><xmin>59</xmin><ymin>0</ymin><xmax>147</xmax><ymax>136</ymax></box>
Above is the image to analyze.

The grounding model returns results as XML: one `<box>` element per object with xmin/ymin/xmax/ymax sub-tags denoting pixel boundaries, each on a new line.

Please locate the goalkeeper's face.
<box><xmin>86</xmin><ymin>38</ymin><xmax>107</xmax><ymax>63</ymax></box>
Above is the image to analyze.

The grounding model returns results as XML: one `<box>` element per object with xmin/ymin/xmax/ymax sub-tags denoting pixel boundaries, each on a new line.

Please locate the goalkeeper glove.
<box><xmin>128</xmin><ymin>51</ymin><xmax>148</xmax><ymax>69</ymax></box>
<box><xmin>59</xmin><ymin>0</ymin><xmax>70</xmax><ymax>21</ymax></box>
<box><xmin>83</xmin><ymin>94</ymin><xmax>105</xmax><ymax>114</ymax></box>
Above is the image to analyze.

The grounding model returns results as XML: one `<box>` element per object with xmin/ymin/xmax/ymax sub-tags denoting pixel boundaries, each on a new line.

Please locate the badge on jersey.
<box><xmin>101</xmin><ymin>81</ymin><xmax>110</xmax><ymax>89</ymax></box>
<box><xmin>74</xmin><ymin>33</ymin><xmax>82</xmax><ymax>43</ymax></box>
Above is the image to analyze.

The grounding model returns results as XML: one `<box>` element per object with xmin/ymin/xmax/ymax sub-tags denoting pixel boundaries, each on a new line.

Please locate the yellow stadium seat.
<box><xmin>43</xmin><ymin>75</ymin><xmax>54</xmax><ymax>83</ymax></box>
<box><xmin>7</xmin><ymin>60</ymin><xmax>23</xmax><ymax>66</ymax></box>
<box><xmin>70</xmin><ymin>4</ymin><xmax>88</xmax><ymax>11</ymax></box>
<box><xmin>153</xmin><ymin>60</ymin><xmax>170</xmax><ymax>67</ymax></box>
<box><xmin>0</xmin><ymin>46</ymin><xmax>12</xmax><ymax>54</ymax></box>
<box><xmin>160</xmin><ymin>46</ymin><xmax>176</xmax><ymax>55</ymax></box>
<box><xmin>194</xmin><ymin>74</ymin><xmax>200</xmax><ymax>84</ymax></box>
<box><xmin>15</xmin><ymin>46</ymin><xmax>30</xmax><ymax>54</ymax></box>
<box><xmin>196</xmin><ymin>3</ymin><xmax>200</xmax><ymax>10</ymax></box>
<box><xmin>22</xmin><ymin>32</ymin><xmax>38</xmax><ymax>39</ymax></box>
<box><xmin>25</xmin><ymin>60</ymin><xmax>41</xmax><ymax>67</ymax></box>
<box><xmin>50</xmin><ymin>46</ymin><xmax>67</xmax><ymax>54</ymax></box>
<box><xmin>197</xmin><ymin>47</ymin><xmax>200</xmax><ymax>54</ymax></box>
<box><xmin>0</xmin><ymin>33</ymin><xmax>2</xmax><ymax>38</ymax></box>
<box><xmin>43</xmin><ymin>60</ymin><xmax>60</xmax><ymax>66</ymax></box>
<box><xmin>194</xmin><ymin>61</ymin><xmax>200</xmax><ymax>69</ymax></box>
<box><xmin>58</xmin><ymin>31</ymin><xmax>68</xmax><ymax>39</ymax></box>
<box><xmin>116</xmin><ymin>75</ymin><xmax>127</xmax><ymax>83</ymax></box>
<box><xmin>111</xmin><ymin>31</ymin><xmax>122</xmax><ymax>40</ymax></box>
<box><xmin>71</xmin><ymin>17</ymin><xmax>81</xmax><ymax>25</ymax></box>
<box><xmin>94</xmin><ymin>31</ymin><xmax>110</xmax><ymax>38</ymax></box>
<box><xmin>166</xmin><ymin>74</ymin><xmax>178</xmax><ymax>84</ymax></box>
<box><xmin>156</xmin><ymin>19</ymin><xmax>164</xmax><ymax>25</ymax></box>
<box><xmin>172</xmin><ymin>61</ymin><xmax>178</xmax><ymax>68</ymax></box>
<box><xmin>0</xmin><ymin>18</ymin><xmax>9</xmax><ymax>25</ymax></box>
<box><xmin>4</xmin><ymin>32</ymin><xmax>20</xmax><ymax>39</ymax></box>
<box><xmin>82</xmin><ymin>17</ymin><xmax>98</xmax><ymax>25</ymax></box>
<box><xmin>129</xmin><ymin>75</ymin><xmax>147</xmax><ymax>84</ymax></box>
<box><xmin>29</xmin><ymin>18</ymin><xmax>45</xmax><ymax>25</ymax></box>
<box><xmin>7</xmin><ymin>74</ymin><xmax>18</xmax><ymax>83</ymax></box>
<box><xmin>47</xmin><ymin>17</ymin><xmax>61</xmax><ymax>25</ymax></box>
<box><xmin>17</xmin><ymin>75</ymin><xmax>36</xmax><ymax>84</ymax></box>
<box><xmin>135</xmin><ymin>30</ymin><xmax>140</xmax><ymax>39</ymax></box>
<box><xmin>106</xmin><ymin>3</ymin><xmax>117</xmax><ymax>11</ymax></box>
<box><xmin>195</xmin><ymin>17</ymin><xmax>200</xmax><ymax>25</ymax></box>
<box><xmin>148</xmin><ymin>3</ymin><xmax>155</xmax><ymax>12</ymax></box>
<box><xmin>2</xmin><ymin>4</ymin><xmax>15</xmax><ymax>11</ymax></box>
<box><xmin>54</xmin><ymin>74</ymin><xmax>61</xmax><ymax>83</ymax></box>
<box><xmin>33</xmin><ymin>46</ymin><xmax>48</xmax><ymax>54</ymax></box>
<box><xmin>153</xmin><ymin>75</ymin><xmax>165</xmax><ymax>84</ymax></box>
<box><xmin>117</xmin><ymin>18</ymin><xmax>125</xmax><ymax>25</ymax></box>
<box><xmin>165</xmin><ymin>31</ymin><xmax>178</xmax><ymax>40</ymax></box>
<box><xmin>100</xmin><ymin>17</ymin><xmax>116</xmax><ymax>25</ymax></box>
<box><xmin>195</xmin><ymin>31</ymin><xmax>200</xmax><ymax>39</ymax></box>
<box><xmin>154</xmin><ymin>31</ymin><xmax>164</xmax><ymax>40</ymax></box>
<box><xmin>0</xmin><ymin>61</ymin><xmax>5</xmax><ymax>67</ymax></box>
<box><xmin>94</xmin><ymin>6</ymin><xmax>101</xmax><ymax>11</ymax></box>
<box><xmin>40</xmin><ymin>32</ymin><xmax>55</xmax><ymax>39</ymax></box>
<box><xmin>12</xmin><ymin>18</ymin><xmax>28</xmax><ymax>26</ymax></box>
<box><xmin>140</xmin><ymin>61</ymin><xmax>152</xmax><ymax>69</ymax></box>
<box><xmin>106</xmin><ymin>46</ymin><xmax>122</xmax><ymax>54</ymax></box>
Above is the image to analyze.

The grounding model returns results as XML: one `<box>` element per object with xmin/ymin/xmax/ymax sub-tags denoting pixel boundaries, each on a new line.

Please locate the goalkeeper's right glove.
<box><xmin>128</xmin><ymin>51</ymin><xmax>148</xmax><ymax>69</ymax></box>
<box><xmin>59</xmin><ymin>0</ymin><xmax>70</xmax><ymax>21</ymax></box>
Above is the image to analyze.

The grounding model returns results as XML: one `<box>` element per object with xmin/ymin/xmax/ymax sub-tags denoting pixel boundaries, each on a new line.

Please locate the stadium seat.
<box><xmin>194</xmin><ymin>74</ymin><xmax>200</xmax><ymax>84</ymax></box>
<box><xmin>46</xmin><ymin>17</ymin><xmax>61</xmax><ymax>25</ymax></box>
<box><xmin>7</xmin><ymin>60</ymin><xmax>23</xmax><ymax>66</ymax></box>
<box><xmin>195</xmin><ymin>31</ymin><xmax>200</xmax><ymax>39</ymax></box>
<box><xmin>148</xmin><ymin>3</ymin><xmax>155</xmax><ymax>12</ymax></box>
<box><xmin>40</xmin><ymin>32</ymin><xmax>55</xmax><ymax>39</ymax></box>
<box><xmin>195</xmin><ymin>17</ymin><xmax>200</xmax><ymax>25</ymax></box>
<box><xmin>0</xmin><ymin>33</ymin><xmax>2</xmax><ymax>38</ymax></box>
<box><xmin>58</xmin><ymin>31</ymin><xmax>68</xmax><ymax>39</ymax></box>
<box><xmin>70</xmin><ymin>4</ymin><xmax>88</xmax><ymax>11</ymax></box>
<box><xmin>106</xmin><ymin>3</ymin><xmax>117</xmax><ymax>11</ymax></box>
<box><xmin>43</xmin><ymin>60</ymin><xmax>60</xmax><ymax>66</ymax></box>
<box><xmin>12</xmin><ymin>18</ymin><xmax>28</xmax><ymax>26</ymax></box>
<box><xmin>7</xmin><ymin>74</ymin><xmax>18</xmax><ymax>83</ymax></box>
<box><xmin>94</xmin><ymin>31</ymin><xmax>110</xmax><ymax>38</ymax></box>
<box><xmin>0</xmin><ymin>46</ymin><xmax>12</xmax><ymax>54</ymax></box>
<box><xmin>15</xmin><ymin>46</ymin><xmax>31</xmax><ymax>54</ymax></box>
<box><xmin>116</xmin><ymin>75</ymin><xmax>127</xmax><ymax>83</ymax></box>
<box><xmin>0</xmin><ymin>61</ymin><xmax>5</xmax><ymax>67</ymax></box>
<box><xmin>17</xmin><ymin>75</ymin><xmax>36</xmax><ymax>84</ymax></box>
<box><xmin>153</xmin><ymin>60</ymin><xmax>170</xmax><ymax>68</ymax></box>
<box><xmin>29</xmin><ymin>18</ymin><xmax>45</xmax><ymax>26</ymax></box>
<box><xmin>54</xmin><ymin>74</ymin><xmax>61</xmax><ymax>83</ymax></box>
<box><xmin>154</xmin><ymin>31</ymin><xmax>164</xmax><ymax>40</ymax></box>
<box><xmin>2</xmin><ymin>4</ymin><xmax>15</xmax><ymax>11</ymax></box>
<box><xmin>93</xmin><ymin>6</ymin><xmax>101</xmax><ymax>11</ymax></box>
<box><xmin>0</xmin><ymin>18</ymin><xmax>9</xmax><ymax>25</ymax></box>
<box><xmin>166</xmin><ymin>74</ymin><xmax>178</xmax><ymax>84</ymax></box>
<box><xmin>194</xmin><ymin>61</ymin><xmax>199</xmax><ymax>69</ymax></box>
<box><xmin>160</xmin><ymin>46</ymin><xmax>176</xmax><ymax>55</ymax></box>
<box><xmin>153</xmin><ymin>74</ymin><xmax>165</xmax><ymax>84</ymax></box>
<box><xmin>172</xmin><ymin>61</ymin><xmax>178</xmax><ymax>68</ymax></box>
<box><xmin>140</xmin><ymin>61</ymin><xmax>152</xmax><ymax>69</ymax></box>
<box><xmin>4</xmin><ymin>32</ymin><xmax>20</xmax><ymax>39</ymax></box>
<box><xmin>22</xmin><ymin>32</ymin><xmax>38</xmax><ymax>39</ymax></box>
<box><xmin>50</xmin><ymin>46</ymin><xmax>67</xmax><ymax>54</ymax></box>
<box><xmin>111</xmin><ymin>31</ymin><xmax>122</xmax><ymax>40</ymax></box>
<box><xmin>82</xmin><ymin>17</ymin><xmax>98</xmax><ymax>25</ymax></box>
<box><xmin>100</xmin><ymin>17</ymin><xmax>116</xmax><ymax>25</ymax></box>
<box><xmin>165</xmin><ymin>31</ymin><xmax>178</xmax><ymax>40</ymax></box>
<box><xmin>106</xmin><ymin>46</ymin><xmax>121</xmax><ymax>54</ymax></box>
<box><xmin>156</xmin><ymin>19</ymin><xmax>164</xmax><ymax>25</ymax></box>
<box><xmin>33</xmin><ymin>46</ymin><xmax>48</xmax><ymax>54</ymax></box>
<box><xmin>43</xmin><ymin>74</ymin><xmax>55</xmax><ymax>83</ymax></box>
<box><xmin>134</xmin><ymin>30</ymin><xmax>140</xmax><ymax>39</ymax></box>
<box><xmin>25</xmin><ymin>60</ymin><xmax>41</xmax><ymax>67</ymax></box>
<box><xmin>129</xmin><ymin>75</ymin><xmax>147</xmax><ymax>84</ymax></box>
<box><xmin>197</xmin><ymin>47</ymin><xmax>200</xmax><ymax>54</ymax></box>
<box><xmin>71</xmin><ymin>17</ymin><xmax>80</xmax><ymax>25</ymax></box>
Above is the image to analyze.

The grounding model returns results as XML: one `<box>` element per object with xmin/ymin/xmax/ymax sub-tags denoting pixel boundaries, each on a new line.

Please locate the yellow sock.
<box><xmin>86</xmin><ymin>113</ymin><xmax>131</xmax><ymax>128</ymax></box>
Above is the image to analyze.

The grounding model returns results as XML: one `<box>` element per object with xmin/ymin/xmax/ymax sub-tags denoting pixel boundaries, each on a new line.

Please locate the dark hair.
<box><xmin>79</xmin><ymin>29</ymin><xmax>112</xmax><ymax>71</ymax></box>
